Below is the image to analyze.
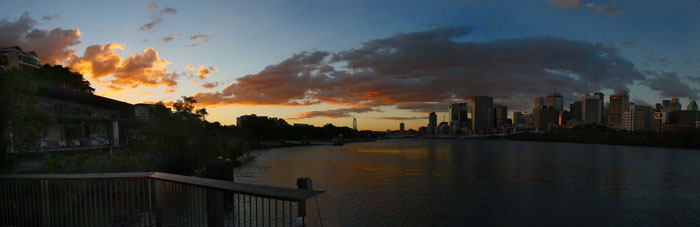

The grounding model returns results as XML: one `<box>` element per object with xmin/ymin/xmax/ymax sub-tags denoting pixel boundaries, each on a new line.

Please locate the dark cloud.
<box><xmin>395</xmin><ymin>102</ymin><xmax>449</xmax><ymax>113</ymax></box>
<box><xmin>372</xmin><ymin>116</ymin><xmax>427</xmax><ymax>121</ymax></box>
<box><xmin>138</xmin><ymin>4</ymin><xmax>177</xmax><ymax>32</ymax></box>
<box><xmin>185</xmin><ymin>33</ymin><xmax>210</xmax><ymax>48</ymax></box>
<box><xmin>288</xmin><ymin>107</ymin><xmax>377</xmax><ymax>120</ymax></box>
<box><xmin>41</xmin><ymin>14</ymin><xmax>60</xmax><ymax>21</ymax></box>
<box><xmin>160</xmin><ymin>33</ymin><xmax>175</xmax><ymax>42</ymax></box>
<box><xmin>621</xmin><ymin>39</ymin><xmax>636</xmax><ymax>46</ymax></box>
<box><xmin>0</xmin><ymin>12</ymin><xmax>81</xmax><ymax>65</ymax></box>
<box><xmin>643</xmin><ymin>71</ymin><xmax>699</xmax><ymax>99</ymax></box>
<box><xmin>190</xmin><ymin>34</ymin><xmax>210</xmax><ymax>42</ymax></box>
<box><xmin>548</xmin><ymin>0</ymin><xmax>582</xmax><ymax>10</ymax></box>
<box><xmin>587</xmin><ymin>0</ymin><xmax>624</xmax><ymax>16</ymax></box>
<box><xmin>200</xmin><ymin>82</ymin><xmax>219</xmax><ymax>89</ymax></box>
<box><xmin>190</xmin><ymin>26</ymin><xmax>689</xmax><ymax>116</ymax></box>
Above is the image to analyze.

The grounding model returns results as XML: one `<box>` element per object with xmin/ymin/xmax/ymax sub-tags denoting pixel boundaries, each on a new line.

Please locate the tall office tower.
<box><xmin>428</xmin><ymin>112</ymin><xmax>437</xmax><ymax>134</ymax></box>
<box><xmin>513</xmin><ymin>111</ymin><xmax>524</xmax><ymax>125</ymax></box>
<box><xmin>623</xmin><ymin>105</ymin><xmax>653</xmax><ymax>131</ymax></box>
<box><xmin>608</xmin><ymin>90</ymin><xmax>630</xmax><ymax>129</ymax></box>
<box><xmin>582</xmin><ymin>92</ymin><xmax>604</xmax><ymax>124</ymax></box>
<box><xmin>671</xmin><ymin>97</ymin><xmax>682</xmax><ymax>111</ymax></box>
<box><xmin>534</xmin><ymin>97</ymin><xmax>545</xmax><ymax>109</ymax></box>
<box><xmin>688</xmin><ymin>100</ymin><xmax>698</xmax><ymax>111</ymax></box>
<box><xmin>533</xmin><ymin>106</ymin><xmax>559</xmax><ymax>131</ymax></box>
<box><xmin>399</xmin><ymin>122</ymin><xmax>405</xmax><ymax>132</ymax></box>
<box><xmin>449</xmin><ymin>103</ymin><xmax>469</xmax><ymax>131</ymax></box>
<box><xmin>494</xmin><ymin>105</ymin><xmax>508</xmax><ymax>128</ymax></box>
<box><xmin>546</xmin><ymin>92</ymin><xmax>564</xmax><ymax>111</ymax></box>
<box><xmin>353</xmin><ymin>118</ymin><xmax>357</xmax><ymax>130</ymax></box>
<box><xmin>570</xmin><ymin>101</ymin><xmax>583</xmax><ymax>122</ymax></box>
<box><xmin>472</xmin><ymin>96</ymin><xmax>494</xmax><ymax>134</ymax></box>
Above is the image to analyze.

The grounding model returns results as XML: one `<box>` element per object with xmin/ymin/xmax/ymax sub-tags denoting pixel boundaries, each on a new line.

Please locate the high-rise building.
<box><xmin>608</xmin><ymin>91</ymin><xmax>630</xmax><ymax>129</ymax></box>
<box><xmin>534</xmin><ymin>97</ymin><xmax>545</xmax><ymax>109</ymax></box>
<box><xmin>570</xmin><ymin>101</ymin><xmax>582</xmax><ymax>122</ymax></box>
<box><xmin>582</xmin><ymin>92</ymin><xmax>604</xmax><ymax>124</ymax></box>
<box><xmin>546</xmin><ymin>92</ymin><xmax>564</xmax><ymax>111</ymax></box>
<box><xmin>428</xmin><ymin>112</ymin><xmax>437</xmax><ymax>134</ymax></box>
<box><xmin>472</xmin><ymin>96</ymin><xmax>494</xmax><ymax>134</ymax></box>
<box><xmin>494</xmin><ymin>105</ymin><xmax>508</xmax><ymax>128</ymax></box>
<box><xmin>688</xmin><ymin>100</ymin><xmax>698</xmax><ymax>111</ymax></box>
<box><xmin>449</xmin><ymin>103</ymin><xmax>469</xmax><ymax>132</ymax></box>
<box><xmin>399</xmin><ymin>122</ymin><xmax>405</xmax><ymax>132</ymax></box>
<box><xmin>513</xmin><ymin>111</ymin><xmax>524</xmax><ymax>125</ymax></box>
<box><xmin>671</xmin><ymin>97</ymin><xmax>682</xmax><ymax>111</ymax></box>
<box><xmin>622</xmin><ymin>105</ymin><xmax>652</xmax><ymax>131</ymax></box>
<box><xmin>353</xmin><ymin>118</ymin><xmax>357</xmax><ymax>130</ymax></box>
<box><xmin>533</xmin><ymin>106</ymin><xmax>559</xmax><ymax>131</ymax></box>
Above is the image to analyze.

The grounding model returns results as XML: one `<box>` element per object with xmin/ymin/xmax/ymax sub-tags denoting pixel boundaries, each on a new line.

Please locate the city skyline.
<box><xmin>2</xmin><ymin>0</ymin><xmax>700</xmax><ymax>130</ymax></box>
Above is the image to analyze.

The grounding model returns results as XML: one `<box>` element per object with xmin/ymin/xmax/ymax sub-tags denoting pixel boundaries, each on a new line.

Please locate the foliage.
<box><xmin>33</xmin><ymin>64</ymin><xmax>95</xmax><ymax>94</ymax></box>
<box><xmin>41</xmin><ymin>151</ymin><xmax>149</xmax><ymax>174</ymax></box>
<box><xmin>0</xmin><ymin>68</ymin><xmax>56</xmax><ymax>165</ymax></box>
<box><xmin>136</xmin><ymin>96</ymin><xmax>247</xmax><ymax>175</ymax></box>
<box><xmin>236</xmin><ymin>115</ymin><xmax>379</xmax><ymax>147</ymax></box>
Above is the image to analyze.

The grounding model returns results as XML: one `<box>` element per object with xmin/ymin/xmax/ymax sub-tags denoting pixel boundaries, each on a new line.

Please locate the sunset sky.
<box><xmin>1</xmin><ymin>0</ymin><xmax>699</xmax><ymax>131</ymax></box>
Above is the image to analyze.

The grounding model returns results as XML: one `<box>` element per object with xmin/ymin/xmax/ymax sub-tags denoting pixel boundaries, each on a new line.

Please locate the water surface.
<box><xmin>234</xmin><ymin>139</ymin><xmax>700</xmax><ymax>226</ymax></box>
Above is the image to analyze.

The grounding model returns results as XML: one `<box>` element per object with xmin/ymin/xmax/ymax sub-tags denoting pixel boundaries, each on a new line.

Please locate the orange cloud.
<box><xmin>0</xmin><ymin>12</ymin><xmax>81</xmax><ymax>65</ymax></box>
<box><xmin>67</xmin><ymin>43</ymin><xmax>178</xmax><ymax>91</ymax></box>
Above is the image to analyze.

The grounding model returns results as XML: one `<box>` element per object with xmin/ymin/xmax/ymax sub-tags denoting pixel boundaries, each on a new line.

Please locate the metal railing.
<box><xmin>0</xmin><ymin>172</ymin><xmax>326</xmax><ymax>227</ymax></box>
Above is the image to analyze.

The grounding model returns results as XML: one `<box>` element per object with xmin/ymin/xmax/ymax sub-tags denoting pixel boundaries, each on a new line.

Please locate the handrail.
<box><xmin>0</xmin><ymin>172</ymin><xmax>324</xmax><ymax>202</ymax></box>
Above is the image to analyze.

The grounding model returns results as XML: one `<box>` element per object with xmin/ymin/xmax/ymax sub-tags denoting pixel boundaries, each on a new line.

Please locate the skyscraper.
<box><xmin>472</xmin><ymin>96</ymin><xmax>494</xmax><ymax>134</ymax></box>
<box><xmin>428</xmin><ymin>112</ymin><xmax>437</xmax><ymax>134</ymax></box>
<box><xmin>546</xmin><ymin>92</ymin><xmax>564</xmax><ymax>111</ymax></box>
<box><xmin>608</xmin><ymin>90</ymin><xmax>630</xmax><ymax>129</ymax></box>
<box><xmin>449</xmin><ymin>103</ymin><xmax>469</xmax><ymax>132</ymax></box>
<box><xmin>494</xmin><ymin>105</ymin><xmax>508</xmax><ymax>128</ymax></box>
<box><xmin>353</xmin><ymin>118</ymin><xmax>357</xmax><ymax>130</ymax></box>
<box><xmin>622</xmin><ymin>105</ymin><xmax>652</xmax><ymax>131</ymax></box>
<box><xmin>570</xmin><ymin>101</ymin><xmax>582</xmax><ymax>122</ymax></box>
<box><xmin>513</xmin><ymin>111</ymin><xmax>524</xmax><ymax>125</ymax></box>
<box><xmin>582</xmin><ymin>92</ymin><xmax>604</xmax><ymax>124</ymax></box>
<box><xmin>687</xmin><ymin>100</ymin><xmax>698</xmax><ymax>111</ymax></box>
<box><xmin>534</xmin><ymin>97</ymin><xmax>545</xmax><ymax>109</ymax></box>
<box><xmin>533</xmin><ymin>106</ymin><xmax>559</xmax><ymax>131</ymax></box>
<box><xmin>399</xmin><ymin>122</ymin><xmax>405</xmax><ymax>132</ymax></box>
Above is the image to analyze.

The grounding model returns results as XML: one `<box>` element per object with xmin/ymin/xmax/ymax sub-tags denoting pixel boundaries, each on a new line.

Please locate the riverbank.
<box><xmin>504</xmin><ymin>129</ymin><xmax>700</xmax><ymax>149</ymax></box>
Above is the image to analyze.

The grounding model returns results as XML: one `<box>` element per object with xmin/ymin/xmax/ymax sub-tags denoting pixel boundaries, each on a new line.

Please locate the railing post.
<box><xmin>206</xmin><ymin>189</ymin><xmax>225</xmax><ymax>227</ymax></box>
<box><xmin>297</xmin><ymin>177</ymin><xmax>313</xmax><ymax>226</ymax></box>
<box><xmin>40</xmin><ymin>180</ymin><xmax>51</xmax><ymax>227</ymax></box>
<box><xmin>150</xmin><ymin>179</ymin><xmax>162</xmax><ymax>226</ymax></box>
<box><xmin>205</xmin><ymin>161</ymin><xmax>232</xmax><ymax>227</ymax></box>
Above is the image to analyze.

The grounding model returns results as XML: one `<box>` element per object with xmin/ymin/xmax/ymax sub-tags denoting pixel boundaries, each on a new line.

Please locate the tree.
<box><xmin>0</xmin><ymin>68</ymin><xmax>55</xmax><ymax>166</ymax></box>
<box><xmin>33</xmin><ymin>64</ymin><xmax>95</xmax><ymax>94</ymax></box>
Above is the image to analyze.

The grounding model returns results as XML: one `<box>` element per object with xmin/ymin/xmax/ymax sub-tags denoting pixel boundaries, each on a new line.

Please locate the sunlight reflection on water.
<box><xmin>235</xmin><ymin>139</ymin><xmax>700</xmax><ymax>226</ymax></box>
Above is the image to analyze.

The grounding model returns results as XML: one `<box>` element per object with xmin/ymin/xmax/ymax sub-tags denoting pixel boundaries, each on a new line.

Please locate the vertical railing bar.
<box><xmin>9</xmin><ymin>180</ymin><xmax>14</xmax><ymax>226</ymax></box>
<box><xmin>147</xmin><ymin>179</ymin><xmax>152</xmax><ymax>227</ymax></box>
<box><xmin>126</xmin><ymin>179</ymin><xmax>130</xmax><ymax>225</ymax></box>
<box><xmin>89</xmin><ymin>179</ymin><xmax>94</xmax><ymax>226</ymax></box>
<box><xmin>83</xmin><ymin>180</ymin><xmax>88</xmax><ymax>226</ymax></box>
<box><xmin>109</xmin><ymin>179</ymin><xmax>114</xmax><ymax>226</ymax></box>
<box><xmin>20</xmin><ymin>180</ymin><xmax>25</xmax><ymax>226</ymax></box>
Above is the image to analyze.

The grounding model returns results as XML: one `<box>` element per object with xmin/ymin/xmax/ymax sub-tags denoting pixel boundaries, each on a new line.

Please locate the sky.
<box><xmin>1</xmin><ymin>0</ymin><xmax>699</xmax><ymax>131</ymax></box>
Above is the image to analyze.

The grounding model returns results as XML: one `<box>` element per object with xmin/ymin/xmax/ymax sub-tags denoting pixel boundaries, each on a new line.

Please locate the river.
<box><xmin>234</xmin><ymin>139</ymin><xmax>700</xmax><ymax>226</ymax></box>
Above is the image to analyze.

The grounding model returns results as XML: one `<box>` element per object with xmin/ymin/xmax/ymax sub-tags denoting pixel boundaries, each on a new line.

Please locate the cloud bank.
<box><xmin>193</xmin><ymin>26</ymin><xmax>683</xmax><ymax>119</ymax></box>
<box><xmin>0</xmin><ymin>12</ymin><xmax>80</xmax><ymax>65</ymax></box>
